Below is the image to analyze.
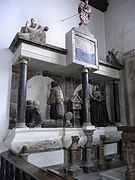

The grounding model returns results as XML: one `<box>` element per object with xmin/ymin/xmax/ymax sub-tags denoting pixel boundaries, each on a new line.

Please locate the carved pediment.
<box><xmin>70</xmin><ymin>95</ymin><xmax>83</xmax><ymax>104</ymax></box>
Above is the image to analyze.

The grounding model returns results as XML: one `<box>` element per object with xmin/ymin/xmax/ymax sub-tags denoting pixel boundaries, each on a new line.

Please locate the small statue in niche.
<box><xmin>90</xmin><ymin>85</ymin><xmax>113</xmax><ymax>127</ymax></box>
<box><xmin>47</xmin><ymin>81</ymin><xmax>64</xmax><ymax>120</ymax></box>
<box><xmin>64</xmin><ymin>112</ymin><xmax>73</xmax><ymax>128</ymax></box>
<box><xmin>32</xmin><ymin>101</ymin><xmax>42</xmax><ymax>126</ymax></box>
<box><xmin>19</xmin><ymin>18</ymin><xmax>49</xmax><ymax>45</ymax></box>
<box><xmin>106</xmin><ymin>49</ymin><xmax>123</xmax><ymax>68</ymax></box>
<box><xmin>25</xmin><ymin>100</ymin><xmax>42</xmax><ymax>128</ymax></box>
<box><xmin>25</xmin><ymin>100</ymin><xmax>33</xmax><ymax>127</ymax></box>
<box><xmin>78</xmin><ymin>0</ymin><xmax>91</xmax><ymax>26</ymax></box>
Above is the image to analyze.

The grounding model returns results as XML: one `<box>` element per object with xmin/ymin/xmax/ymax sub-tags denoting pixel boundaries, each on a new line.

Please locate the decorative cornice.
<box><xmin>123</xmin><ymin>49</ymin><xmax>135</xmax><ymax>56</ymax></box>
<box><xmin>123</xmin><ymin>49</ymin><xmax>135</xmax><ymax>61</ymax></box>
<box><xmin>9</xmin><ymin>33</ymin><xmax>67</xmax><ymax>55</ymax></box>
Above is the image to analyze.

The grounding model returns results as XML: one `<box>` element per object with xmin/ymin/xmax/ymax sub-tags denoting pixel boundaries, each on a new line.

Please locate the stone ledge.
<box><xmin>100</xmin><ymin>166</ymin><xmax>126</xmax><ymax>180</ymax></box>
<box><xmin>4</xmin><ymin>127</ymin><xmax>87</xmax><ymax>154</ymax></box>
<box><xmin>9</xmin><ymin>33</ymin><xmax>67</xmax><ymax>55</ymax></box>
<box><xmin>4</xmin><ymin>126</ymin><xmax>121</xmax><ymax>155</ymax></box>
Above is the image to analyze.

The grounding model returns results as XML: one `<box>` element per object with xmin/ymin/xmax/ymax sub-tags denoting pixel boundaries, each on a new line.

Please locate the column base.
<box><xmin>115</xmin><ymin>122</ymin><xmax>123</xmax><ymax>126</ymax></box>
<box><xmin>98</xmin><ymin>160</ymin><xmax>107</xmax><ymax>170</ymax></box>
<box><xmin>16</xmin><ymin>123</ymin><xmax>27</xmax><ymax>128</ymax></box>
<box><xmin>68</xmin><ymin>167</ymin><xmax>83</xmax><ymax>177</ymax></box>
<box><xmin>82</xmin><ymin>165</ymin><xmax>97</xmax><ymax>173</ymax></box>
<box><xmin>83</xmin><ymin>123</ymin><xmax>95</xmax><ymax>131</ymax></box>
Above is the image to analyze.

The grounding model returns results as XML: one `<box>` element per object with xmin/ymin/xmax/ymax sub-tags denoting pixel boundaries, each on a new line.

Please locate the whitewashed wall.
<box><xmin>0</xmin><ymin>0</ymin><xmax>105</xmax><ymax>56</ymax></box>
<box><xmin>105</xmin><ymin>0</ymin><xmax>135</xmax><ymax>58</ymax></box>
<box><xmin>0</xmin><ymin>49</ymin><xmax>12</xmax><ymax>152</ymax></box>
<box><xmin>88</xmin><ymin>8</ymin><xmax>106</xmax><ymax>60</ymax></box>
<box><xmin>105</xmin><ymin>0</ymin><xmax>135</xmax><ymax>125</ymax></box>
<box><xmin>0</xmin><ymin>0</ymin><xmax>105</xmax><ymax>152</ymax></box>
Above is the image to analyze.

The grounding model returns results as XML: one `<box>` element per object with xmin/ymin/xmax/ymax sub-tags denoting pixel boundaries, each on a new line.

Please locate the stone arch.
<box><xmin>27</xmin><ymin>75</ymin><xmax>64</xmax><ymax>120</ymax></box>
<box><xmin>73</xmin><ymin>83</ymin><xmax>93</xmax><ymax>97</ymax></box>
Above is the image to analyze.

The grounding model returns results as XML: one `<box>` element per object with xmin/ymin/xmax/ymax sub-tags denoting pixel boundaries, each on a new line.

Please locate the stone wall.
<box><xmin>124</xmin><ymin>51</ymin><xmax>135</xmax><ymax>125</ymax></box>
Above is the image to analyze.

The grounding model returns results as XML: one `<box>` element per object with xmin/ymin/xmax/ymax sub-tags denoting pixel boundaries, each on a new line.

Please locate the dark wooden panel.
<box><xmin>0</xmin><ymin>151</ymin><xmax>76</xmax><ymax>180</ymax></box>
<box><xmin>0</xmin><ymin>157</ymin><xmax>6</xmax><ymax>180</ymax></box>
<box><xmin>81</xmin><ymin>0</ymin><xmax>109</xmax><ymax>12</ymax></box>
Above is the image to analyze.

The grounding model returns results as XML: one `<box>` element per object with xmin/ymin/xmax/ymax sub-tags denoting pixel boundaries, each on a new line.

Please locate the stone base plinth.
<box><xmin>82</xmin><ymin>165</ymin><xmax>97</xmax><ymax>173</ymax></box>
<box><xmin>4</xmin><ymin>126</ymin><xmax>121</xmax><ymax>156</ymax></box>
<box><xmin>4</xmin><ymin>127</ymin><xmax>87</xmax><ymax>154</ymax></box>
<box><xmin>98</xmin><ymin>160</ymin><xmax>107</xmax><ymax>170</ymax></box>
<box><xmin>68</xmin><ymin>167</ymin><xmax>83</xmax><ymax>177</ymax></box>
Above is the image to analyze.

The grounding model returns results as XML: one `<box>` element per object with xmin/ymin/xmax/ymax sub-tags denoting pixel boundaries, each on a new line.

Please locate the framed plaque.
<box><xmin>66</xmin><ymin>28</ymin><xmax>99</xmax><ymax>70</ymax></box>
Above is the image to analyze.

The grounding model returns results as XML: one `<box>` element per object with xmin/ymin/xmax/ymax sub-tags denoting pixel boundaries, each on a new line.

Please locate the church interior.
<box><xmin>0</xmin><ymin>0</ymin><xmax>135</xmax><ymax>179</ymax></box>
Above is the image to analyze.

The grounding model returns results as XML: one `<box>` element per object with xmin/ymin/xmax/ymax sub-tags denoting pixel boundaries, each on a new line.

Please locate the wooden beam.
<box><xmin>81</xmin><ymin>0</ymin><xmax>109</xmax><ymax>12</ymax></box>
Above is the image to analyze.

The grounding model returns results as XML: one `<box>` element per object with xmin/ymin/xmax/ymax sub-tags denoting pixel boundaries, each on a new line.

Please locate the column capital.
<box><xmin>81</xmin><ymin>66</ymin><xmax>89</xmax><ymax>73</ymax></box>
<box><xmin>113</xmin><ymin>79</ymin><xmax>120</xmax><ymax>84</ymax></box>
<box><xmin>18</xmin><ymin>56</ymin><xmax>29</xmax><ymax>64</ymax></box>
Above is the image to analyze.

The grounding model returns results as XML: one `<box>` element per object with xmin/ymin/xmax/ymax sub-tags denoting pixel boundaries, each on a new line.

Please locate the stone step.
<box><xmin>100</xmin><ymin>166</ymin><xmax>126</xmax><ymax>180</ymax></box>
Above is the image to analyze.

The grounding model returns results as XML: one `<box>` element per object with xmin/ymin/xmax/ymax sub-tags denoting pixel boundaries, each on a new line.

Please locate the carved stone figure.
<box><xmin>19</xmin><ymin>18</ymin><xmax>49</xmax><ymax>45</ymax></box>
<box><xmin>65</xmin><ymin>112</ymin><xmax>73</xmax><ymax>127</ymax></box>
<box><xmin>90</xmin><ymin>85</ymin><xmax>112</xmax><ymax>127</ymax></box>
<box><xmin>68</xmin><ymin>136</ymin><xmax>83</xmax><ymax>176</ymax></box>
<box><xmin>78</xmin><ymin>0</ymin><xmax>91</xmax><ymax>26</ymax></box>
<box><xmin>25</xmin><ymin>100</ymin><xmax>34</xmax><ymax>127</ymax></box>
<box><xmin>25</xmin><ymin>100</ymin><xmax>42</xmax><ymax>127</ymax></box>
<box><xmin>47</xmin><ymin>81</ymin><xmax>64</xmax><ymax>120</ymax></box>
<box><xmin>106</xmin><ymin>49</ymin><xmax>123</xmax><ymax>68</ymax></box>
<box><xmin>32</xmin><ymin>101</ymin><xmax>42</xmax><ymax>126</ymax></box>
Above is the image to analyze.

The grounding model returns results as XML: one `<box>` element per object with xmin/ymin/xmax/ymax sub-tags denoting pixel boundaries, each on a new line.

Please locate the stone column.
<box><xmin>125</xmin><ymin>141</ymin><xmax>135</xmax><ymax>180</ymax></box>
<box><xmin>83</xmin><ymin>130</ymin><xmax>97</xmax><ymax>172</ymax></box>
<box><xmin>81</xmin><ymin>67</ymin><xmax>91</xmax><ymax>125</ymax></box>
<box><xmin>68</xmin><ymin>136</ymin><xmax>83</xmax><ymax>176</ymax></box>
<box><xmin>113</xmin><ymin>80</ymin><xmax>121</xmax><ymax>124</ymax></box>
<box><xmin>98</xmin><ymin>135</ymin><xmax>107</xmax><ymax>170</ymax></box>
<box><xmin>16</xmin><ymin>58</ymin><xmax>28</xmax><ymax>128</ymax></box>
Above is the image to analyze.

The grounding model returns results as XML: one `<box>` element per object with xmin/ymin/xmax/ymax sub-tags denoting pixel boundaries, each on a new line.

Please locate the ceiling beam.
<box><xmin>81</xmin><ymin>0</ymin><xmax>109</xmax><ymax>12</ymax></box>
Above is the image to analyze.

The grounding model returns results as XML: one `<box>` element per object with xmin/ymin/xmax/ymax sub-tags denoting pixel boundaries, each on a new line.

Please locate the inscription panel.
<box><xmin>75</xmin><ymin>34</ymin><xmax>96</xmax><ymax>65</ymax></box>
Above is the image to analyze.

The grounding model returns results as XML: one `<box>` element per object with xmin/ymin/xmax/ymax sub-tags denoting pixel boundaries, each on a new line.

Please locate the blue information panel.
<box><xmin>75</xmin><ymin>34</ymin><xmax>96</xmax><ymax>66</ymax></box>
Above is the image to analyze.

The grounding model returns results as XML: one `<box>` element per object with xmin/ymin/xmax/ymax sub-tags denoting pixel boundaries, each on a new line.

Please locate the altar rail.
<box><xmin>0</xmin><ymin>151</ymin><xmax>76</xmax><ymax>180</ymax></box>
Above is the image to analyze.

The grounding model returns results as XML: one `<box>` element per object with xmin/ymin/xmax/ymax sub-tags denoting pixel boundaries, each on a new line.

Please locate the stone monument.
<box><xmin>66</xmin><ymin>0</ymin><xmax>97</xmax><ymax>173</ymax></box>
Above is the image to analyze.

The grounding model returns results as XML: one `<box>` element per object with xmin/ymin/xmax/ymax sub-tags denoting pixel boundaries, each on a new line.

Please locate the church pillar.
<box><xmin>16</xmin><ymin>58</ymin><xmax>28</xmax><ymax>128</ymax></box>
<box><xmin>81</xmin><ymin>67</ymin><xmax>96</xmax><ymax>172</ymax></box>
<box><xmin>113</xmin><ymin>80</ymin><xmax>121</xmax><ymax>124</ymax></box>
<box><xmin>81</xmin><ymin>67</ymin><xmax>91</xmax><ymax>125</ymax></box>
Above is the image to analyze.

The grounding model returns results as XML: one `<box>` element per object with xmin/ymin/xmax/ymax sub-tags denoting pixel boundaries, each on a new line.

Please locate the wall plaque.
<box><xmin>66</xmin><ymin>28</ymin><xmax>98</xmax><ymax>70</ymax></box>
